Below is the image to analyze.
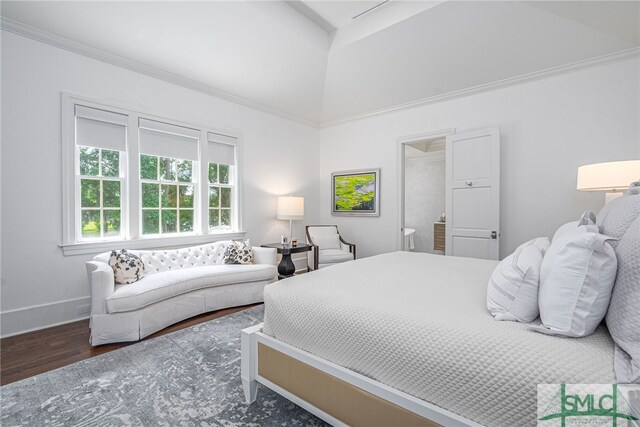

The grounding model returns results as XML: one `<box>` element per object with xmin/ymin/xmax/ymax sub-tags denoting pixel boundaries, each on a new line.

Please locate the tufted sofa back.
<box><xmin>94</xmin><ymin>241</ymin><xmax>229</xmax><ymax>276</ymax></box>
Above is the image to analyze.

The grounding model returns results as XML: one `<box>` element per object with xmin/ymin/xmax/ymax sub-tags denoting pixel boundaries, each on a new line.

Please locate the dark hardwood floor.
<box><xmin>0</xmin><ymin>303</ymin><xmax>259</xmax><ymax>386</ymax></box>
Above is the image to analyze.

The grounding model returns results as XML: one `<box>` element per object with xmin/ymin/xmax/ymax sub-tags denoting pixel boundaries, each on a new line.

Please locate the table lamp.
<box><xmin>277</xmin><ymin>195</ymin><xmax>304</xmax><ymax>243</ymax></box>
<box><xmin>577</xmin><ymin>160</ymin><xmax>640</xmax><ymax>204</ymax></box>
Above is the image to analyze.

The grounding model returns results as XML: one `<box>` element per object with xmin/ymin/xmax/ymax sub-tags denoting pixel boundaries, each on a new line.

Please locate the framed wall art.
<box><xmin>332</xmin><ymin>168</ymin><xmax>380</xmax><ymax>216</ymax></box>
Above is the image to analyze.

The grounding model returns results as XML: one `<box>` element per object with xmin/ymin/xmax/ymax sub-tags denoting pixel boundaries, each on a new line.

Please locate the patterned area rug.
<box><xmin>1</xmin><ymin>306</ymin><xmax>328</xmax><ymax>426</ymax></box>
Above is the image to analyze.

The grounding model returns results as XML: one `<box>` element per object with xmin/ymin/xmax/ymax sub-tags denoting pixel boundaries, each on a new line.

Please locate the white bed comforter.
<box><xmin>262</xmin><ymin>251</ymin><xmax>616</xmax><ymax>427</ymax></box>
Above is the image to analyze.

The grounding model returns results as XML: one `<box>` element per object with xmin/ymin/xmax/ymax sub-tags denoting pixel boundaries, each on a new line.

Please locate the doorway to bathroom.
<box><xmin>398</xmin><ymin>131</ymin><xmax>450</xmax><ymax>254</ymax></box>
<box><xmin>398</xmin><ymin>127</ymin><xmax>501</xmax><ymax>259</ymax></box>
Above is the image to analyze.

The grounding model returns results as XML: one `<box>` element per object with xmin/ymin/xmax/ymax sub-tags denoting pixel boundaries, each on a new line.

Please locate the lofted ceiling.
<box><xmin>1</xmin><ymin>1</ymin><xmax>638</xmax><ymax>126</ymax></box>
<box><xmin>303</xmin><ymin>1</ymin><xmax>383</xmax><ymax>29</ymax></box>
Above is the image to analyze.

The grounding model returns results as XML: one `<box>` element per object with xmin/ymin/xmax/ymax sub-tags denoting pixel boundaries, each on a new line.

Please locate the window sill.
<box><xmin>60</xmin><ymin>232</ymin><xmax>247</xmax><ymax>256</ymax></box>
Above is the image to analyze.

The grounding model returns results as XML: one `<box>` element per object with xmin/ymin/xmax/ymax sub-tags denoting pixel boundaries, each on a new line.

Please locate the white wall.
<box><xmin>0</xmin><ymin>32</ymin><xmax>320</xmax><ymax>336</ymax></box>
<box><xmin>319</xmin><ymin>58</ymin><xmax>640</xmax><ymax>259</ymax></box>
<box><xmin>322</xmin><ymin>1</ymin><xmax>637</xmax><ymax>123</ymax></box>
<box><xmin>404</xmin><ymin>152</ymin><xmax>445</xmax><ymax>254</ymax></box>
<box><xmin>2</xmin><ymin>30</ymin><xmax>639</xmax><ymax>338</ymax></box>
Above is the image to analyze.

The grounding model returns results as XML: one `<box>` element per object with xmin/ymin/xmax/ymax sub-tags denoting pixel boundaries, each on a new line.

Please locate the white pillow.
<box><xmin>486</xmin><ymin>237</ymin><xmax>549</xmax><ymax>322</ymax></box>
<box><xmin>528</xmin><ymin>237</ymin><xmax>551</xmax><ymax>255</ymax></box>
<box><xmin>536</xmin><ymin>223</ymin><xmax>617</xmax><ymax>337</ymax></box>
<box><xmin>597</xmin><ymin>190</ymin><xmax>640</xmax><ymax>382</ymax></box>
<box><xmin>552</xmin><ymin>211</ymin><xmax>597</xmax><ymax>243</ymax></box>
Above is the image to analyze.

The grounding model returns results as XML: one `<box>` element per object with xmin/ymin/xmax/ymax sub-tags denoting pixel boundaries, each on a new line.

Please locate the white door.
<box><xmin>445</xmin><ymin>127</ymin><xmax>500</xmax><ymax>259</ymax></box>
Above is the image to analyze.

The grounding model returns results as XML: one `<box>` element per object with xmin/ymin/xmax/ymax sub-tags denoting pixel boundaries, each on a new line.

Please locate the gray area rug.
<box><xmin>1</xmin><ymin>305</ymin><xmax>328</xmax><ymax>426</ymax></box>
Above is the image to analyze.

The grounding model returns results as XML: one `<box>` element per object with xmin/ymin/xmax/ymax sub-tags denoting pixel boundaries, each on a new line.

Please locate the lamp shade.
<box><xmin>277</xmin><ymin>196</ymin><xmax>304</xmax><ymax>220</ymax></box>
<box><xmin>577</xmin><ymin>160</ymin><xmax>640</xmax><ymax>191</ymax></box>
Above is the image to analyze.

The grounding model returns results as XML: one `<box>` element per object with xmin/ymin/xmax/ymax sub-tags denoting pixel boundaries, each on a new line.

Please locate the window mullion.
<box><xmin>127</xmin><ymin>115</ymin><xmax>140</xmax><ymax>239</ymax></box>
<box><xmin>99</xmin><ymin>179</ymin><xmax>104</xmax><ymax>238</ymax></box>
<box><xmin>199</xmin><ymin>130</ymin><xmax>208</xmax><ymax>235</ymax></box>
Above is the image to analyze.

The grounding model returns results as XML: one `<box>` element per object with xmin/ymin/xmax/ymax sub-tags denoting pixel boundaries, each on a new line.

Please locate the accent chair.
<box><xmin>305</xmin><ymin>225</ymin><xmax>356</xmax><ymax>270</ymax></box>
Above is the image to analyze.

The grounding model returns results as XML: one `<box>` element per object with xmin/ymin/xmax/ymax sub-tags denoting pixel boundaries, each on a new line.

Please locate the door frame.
<box><xmin>397</xmin><ymin>128</ymin><xmax>455</xmax><ymax>251</ymax></box>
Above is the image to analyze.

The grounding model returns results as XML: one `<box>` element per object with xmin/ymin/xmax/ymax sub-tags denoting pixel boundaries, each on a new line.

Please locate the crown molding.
<box><xmin>2</xmin><ymin>17</ymin><xmax>637</xmax><ymax>130</ymax></box>
<box><xmin>320</xmin><ymin>47</ymin><xmax>640</xmax><ymax>128</ymax></box>
<box><xmin>0</xmin><ymin>17</ymin><xmax>320</xmax><ymax>128</ymax></box>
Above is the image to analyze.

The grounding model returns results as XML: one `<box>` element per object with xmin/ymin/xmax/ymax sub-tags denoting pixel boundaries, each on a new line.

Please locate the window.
<box><xmin>74</xmin><ymin>105</ymin><xmax>127</xmax><ymax>241</ymax></box>
<box><xmin>207</xmin><ymin>132</ymin><xmax>237</xmax><ymax>232</ymax></box>
<box><xmin>140</xmin><ymin>155</ymin><xmax>195</xmax><ymax>235</ymax></box>
<box><xmin>63</xmin><ymin>95</ymin><xmax>241</xmax><ymax>250</ymax></box>
<box><xmin>138</xmin><ymin>118</ymin><xmax>200</xmax><ymax>236</ymax></box>
<box><xmin>78</xmin><ymin>147</ymin><xmax>123</xmax><ymax>238</ymax></box>
<box><xmin>208</xmin><ymin>162</ymin><xmax>232</xmax><ymax>231</ymax></box>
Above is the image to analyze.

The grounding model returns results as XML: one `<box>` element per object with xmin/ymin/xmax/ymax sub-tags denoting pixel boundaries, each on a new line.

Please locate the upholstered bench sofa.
<box><xmin>86</xmin><ymin>241</ymin><xmax>277</xmax><ymax>346</ymax></box>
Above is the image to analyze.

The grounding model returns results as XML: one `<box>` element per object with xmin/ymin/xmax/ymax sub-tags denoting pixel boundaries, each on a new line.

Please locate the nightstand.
<box><xmin>260</xmin><ymin>243</ymin><xmax>312</xmax><ymax>280</ymax></box>
<box><xmin>434</xmin><ymin>222</ymin><xmax>446</xmax><ymax>252</ymax></box>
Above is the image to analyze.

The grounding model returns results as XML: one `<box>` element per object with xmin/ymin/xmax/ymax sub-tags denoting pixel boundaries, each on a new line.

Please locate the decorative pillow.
<box><xmin>223</xmin><ymin>240</ymin><xmax>253</xmax><ymax>265</ymax></box>
<box><xmin>598</xmin><ymin>188</ymin><xmax>640</xmax><ymax>383</ymax></box>
<box><xmin>536</xmin><ymin>223</ymin><xmax>617</xmax><ymax>337</ymax></box>
<box><xmin>528</xmin><ymin>236</ymin><xmax>551</xmax><ymax>256</ymax></box>
<box><xmin>108</xmin><ymin>249</ymin><xmax>146</xmax><ymax>284</ymax></box>
<box><xmin>486</xmin><ymin>237</ymin><xmax>549</xmax><ymax>323</ymax></box>
<box><xmin>552</xmin><ymin>210</ymin><xmax>597</xmax><ymax>243</ymax></box>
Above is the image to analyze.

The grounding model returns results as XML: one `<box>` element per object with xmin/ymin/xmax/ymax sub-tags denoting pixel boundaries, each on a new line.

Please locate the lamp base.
<box><xmin>289</xmin><ymin>219</ymin><xmax>293</xmax><ymax>243</ymax></box>
<box><xmin>605</xmin><ymin>191</ymin><xmax>623</xmax><ymax>204</ymax></box>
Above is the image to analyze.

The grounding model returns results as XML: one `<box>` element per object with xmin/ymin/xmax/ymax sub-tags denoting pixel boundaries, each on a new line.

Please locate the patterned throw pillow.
<box><xmin>108</xmin><ymin>249</ymin><xmax>146</xmax><ymax>284</ymax></box>
<box><xmin>223</xmin><ymin>240</ymin><xmax>253</xmax><ymax>265</ymax></box>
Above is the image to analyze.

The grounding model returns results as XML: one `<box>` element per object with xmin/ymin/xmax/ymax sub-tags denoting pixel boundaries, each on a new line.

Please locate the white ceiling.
<box><xmin>405</xmin><ymin>138</ymin><xmax>446</xmax><ymax>159</ymax></box>
<box><xmin>304</xmin><ymin>1</ymin><xmax>383</xmax><ymax>29</ymax></box>
<box><xmin>1</xmin><ymin>1</ymin><xmax>638</xmax><ymax>126</ymax></box>
<box><xmin>0</xmin><ymin>1</ymin><xmax>330</xmax><ymax>124</ymax></box>
<box><xmin>525</xmin><ymin>1</ymin><xmax>639</xmax><ymax>45</ymax></box>
<box><xmin>321</xmin><ymin>0</ymin><xmax>639</xmax><ymax>123</ymax></box>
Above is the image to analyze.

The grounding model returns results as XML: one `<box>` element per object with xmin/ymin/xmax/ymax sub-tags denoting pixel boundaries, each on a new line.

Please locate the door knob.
<box><xmin>465</xmin><ymin>181</ymin><xmax>473</xmax><ymax>187</ymax></box>
<box><xmin>490</xmin><ymin>231</ymin><xmax>498</xmax><ymax>239</ymax></box>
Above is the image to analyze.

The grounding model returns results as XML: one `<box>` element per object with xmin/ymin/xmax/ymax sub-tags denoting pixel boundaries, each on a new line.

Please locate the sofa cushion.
<box><xmin>106</xmin><ymin>264</ymin><xmax>276</xmax><ymax>313</ymax></box>
<box><xmin>319</xmin><ymin>248</ymin><xmax>354</xmax><ymax>264</ymax></box>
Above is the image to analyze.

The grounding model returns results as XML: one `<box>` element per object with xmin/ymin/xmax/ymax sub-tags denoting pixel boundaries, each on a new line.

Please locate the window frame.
<box><xmin>75</xmin><ymin>146</ymin><xmax>126</xmax><ymax>241</ymax></box>
<box><xmin>61</xmin><ymin>93</ymin><xmax>244</xmax><ymax>256</ymax></box>
<box><xmin>207</xmin><ymin>162</ymin><xmax>235</xmax><ymax>232</ymax></box>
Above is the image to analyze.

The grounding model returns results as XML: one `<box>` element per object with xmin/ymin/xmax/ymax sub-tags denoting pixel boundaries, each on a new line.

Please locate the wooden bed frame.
<box><xmin>241</xmin><ymin>323</ymin><xmax>481</xmax><ymax>427</ymax></box>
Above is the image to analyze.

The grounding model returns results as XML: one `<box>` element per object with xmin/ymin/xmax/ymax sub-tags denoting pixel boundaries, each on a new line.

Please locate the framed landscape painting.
<box><xmin>332</xmin><ymin>169</ymin><xmax>380</xmax><ymax>216</ymax></box>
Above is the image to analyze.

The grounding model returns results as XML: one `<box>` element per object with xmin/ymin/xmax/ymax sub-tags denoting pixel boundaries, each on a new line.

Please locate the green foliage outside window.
<box><xmin>140</xmin><ymin>155</ymin><xmax>157</xmax><ymax>180</ymax></box>
<box><xmin>140</xmin><ymin>154</ymin><xmax>194</xmax><ymax>235</ymax></box>
<box><xmin>208</xmin><ymin>162</ymin><xmax>232</xmax><ymax>231</ymax></box>
<box><xmin>79</xmin><ymin>146</ymin><xmax>121</xmax><ymax>238</ymax></box>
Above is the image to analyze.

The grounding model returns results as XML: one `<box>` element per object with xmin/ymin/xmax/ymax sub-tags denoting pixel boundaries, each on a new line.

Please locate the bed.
<box><xmin>241</xmin><ymin>251</ymin><xmax>616</xmax><ymax>427</ymax></box>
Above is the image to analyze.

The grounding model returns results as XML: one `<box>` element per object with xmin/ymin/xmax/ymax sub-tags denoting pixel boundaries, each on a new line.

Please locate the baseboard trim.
<box><xmin>1</xmin><ymin>296</ymin><xmax>91</xmax><ymax>338</ymax></box>
<box><xmin>0</xmin><ymin>316</ymin><xmax>90</xmax><ymax>339</ymax></box>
